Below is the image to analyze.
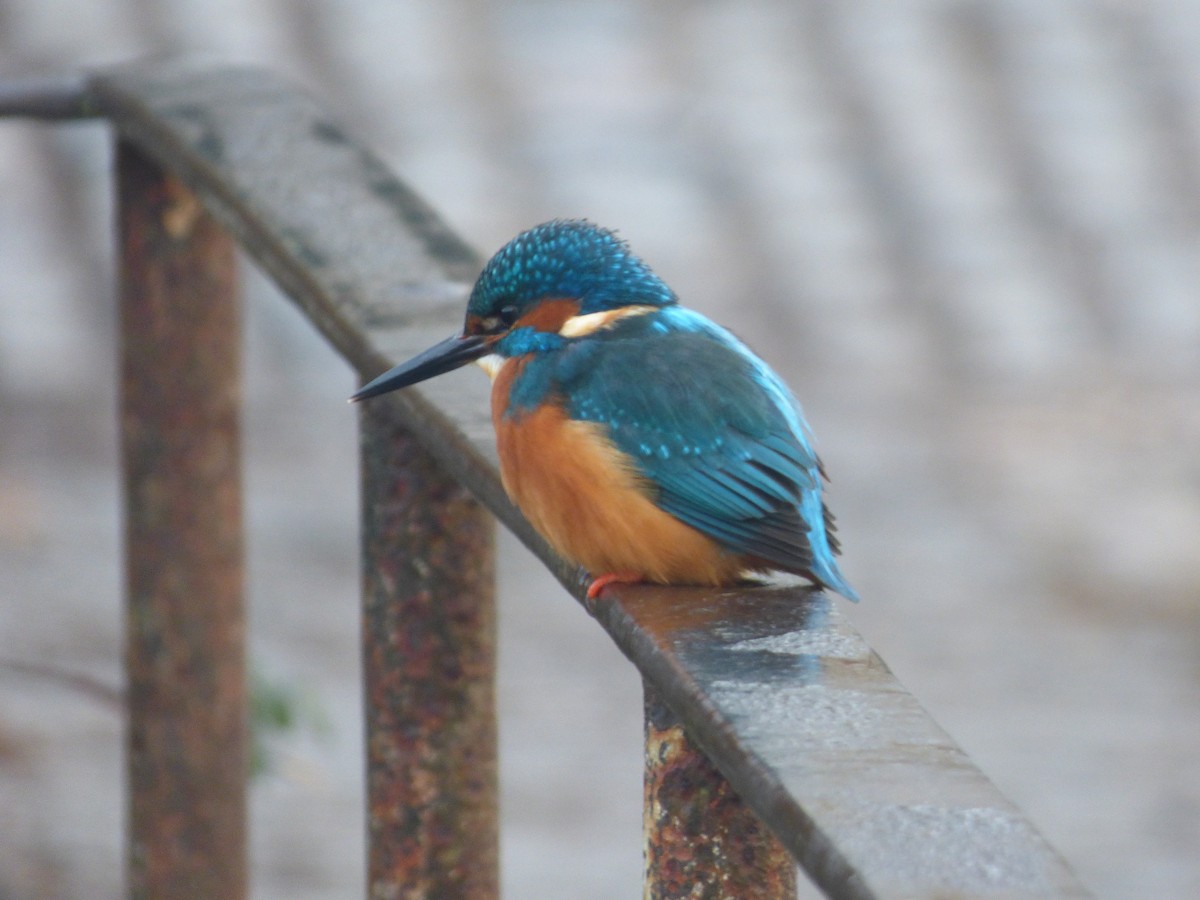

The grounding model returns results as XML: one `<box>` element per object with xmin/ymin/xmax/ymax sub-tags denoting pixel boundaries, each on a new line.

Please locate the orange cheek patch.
<box><xmin>514</xmin><ymin>298</ymin><xmax>582</xmax><ymax>333</ymax></box>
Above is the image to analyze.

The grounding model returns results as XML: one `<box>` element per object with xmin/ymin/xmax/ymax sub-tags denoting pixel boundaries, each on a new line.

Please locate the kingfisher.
<box><xmin>351</xmin><ymin>220</ymin><xmax>858</xmax><ymax>602</ymax></box>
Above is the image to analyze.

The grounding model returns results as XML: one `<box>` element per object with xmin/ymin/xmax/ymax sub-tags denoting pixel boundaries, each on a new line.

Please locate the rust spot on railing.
<box><xmin>644</xmin><ymin>683</ymin><xmax>797</xmax><ymax>899</ymax></box>
<box><xmin>118</xmin><ymin>141</ymin><xmax>247</xmax><ymax>900</ymax></box>
<box><xmin>359</xmin><ymin>398</ymin><xmax>498</xmax><ymax>898</ymax></box>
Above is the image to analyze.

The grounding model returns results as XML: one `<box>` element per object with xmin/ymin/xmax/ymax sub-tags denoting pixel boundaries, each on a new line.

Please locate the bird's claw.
<box><xmin>584</xmin><ymin>572</ymin><xmax>642</xmax><ymax>614</ymax></box>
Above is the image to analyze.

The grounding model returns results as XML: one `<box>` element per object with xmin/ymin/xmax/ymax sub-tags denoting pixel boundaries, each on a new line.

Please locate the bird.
<box><xmin>351</xmin><ymin>220</ymin><xmax>858</xmax><ymax>603</ymax></box>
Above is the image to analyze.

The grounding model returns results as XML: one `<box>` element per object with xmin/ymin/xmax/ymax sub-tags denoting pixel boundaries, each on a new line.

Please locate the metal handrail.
<box><xmin>1</xmin><ymin>60</ymin><xmax>1090</xmax><ymax>898</ymax></box>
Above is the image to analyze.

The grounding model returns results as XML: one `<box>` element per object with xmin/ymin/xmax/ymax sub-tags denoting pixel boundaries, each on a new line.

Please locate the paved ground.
<box><xmin>1</xmin><ymin>1</ymin><xmax>1198</xmax><ymax>897</ymax></box>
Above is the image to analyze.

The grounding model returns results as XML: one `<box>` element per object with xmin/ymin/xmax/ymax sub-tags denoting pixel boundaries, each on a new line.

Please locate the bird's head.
<box><xmin>351</xmin><ymin>220</ymin><xmax>676</xmax><ymax>401</ymax></box>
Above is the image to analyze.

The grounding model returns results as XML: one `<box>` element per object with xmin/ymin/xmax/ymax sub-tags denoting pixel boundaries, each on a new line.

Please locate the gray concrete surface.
<box><xmin>1</xmin><ymin>1</ymin><xmax>1198</xmax><ymax>897</ymax></box>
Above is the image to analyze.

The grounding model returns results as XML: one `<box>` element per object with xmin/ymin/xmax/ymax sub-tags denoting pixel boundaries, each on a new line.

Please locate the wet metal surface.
<box><xmin>118</xmin><ymin>143</ymin><xmax>247</xmax><ymax>899</ymax></box>
<box><xmin>358</xmin><ymin>399</ymin><xmax>498</xmax><ymax>898</ymax></box>
<box><xmin>602</xmin><ymin>584</ymin><xmax>1090</xmax><ymax>898</ymax></box>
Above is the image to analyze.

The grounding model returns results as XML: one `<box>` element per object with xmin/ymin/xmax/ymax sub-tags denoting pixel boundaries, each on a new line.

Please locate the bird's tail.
<box><xmin>801</xmin><ymin>489</ymin><xmax>860</xmax><ymax>602</ymax></box>
<box><xmin>812</xmin><ymin>555</ymin><xmax>860</xmax><ymax>603</ymax></box>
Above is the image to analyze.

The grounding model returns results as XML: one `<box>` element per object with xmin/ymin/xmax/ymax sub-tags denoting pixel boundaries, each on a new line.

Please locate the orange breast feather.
<box><xmin>491</xmin><ymin>360</ymin><xmax>745</xmax><ymax>585</ymax></box>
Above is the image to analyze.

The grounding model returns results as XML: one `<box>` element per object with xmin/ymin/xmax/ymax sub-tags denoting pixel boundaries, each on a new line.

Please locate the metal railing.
<box><xmin>1</xmin><ymin>60</ymin><xmax>1089</xmax><ymax>898</ymax></box>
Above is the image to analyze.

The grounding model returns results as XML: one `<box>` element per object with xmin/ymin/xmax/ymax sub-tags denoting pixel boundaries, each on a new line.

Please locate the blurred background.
<box><xmin>1</xmin><ymin>1</ymin><xmax>1198</xmax><ymax>897</ymax></box>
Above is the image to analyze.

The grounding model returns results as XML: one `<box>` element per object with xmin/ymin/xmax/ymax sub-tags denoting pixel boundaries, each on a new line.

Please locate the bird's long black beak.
<box><xmin>349</xmin><ymin>332</ymin><xmax>490</xmax><ymax>403</ymax></box>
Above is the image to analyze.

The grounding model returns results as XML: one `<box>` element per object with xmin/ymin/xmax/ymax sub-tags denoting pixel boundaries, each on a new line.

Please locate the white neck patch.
<box><xmin>558</xmin><ymin>305</ymin><xmax>657</xmax><ymax>338</ymax></box>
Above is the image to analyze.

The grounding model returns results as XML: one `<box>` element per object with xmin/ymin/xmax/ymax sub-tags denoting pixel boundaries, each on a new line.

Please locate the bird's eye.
<box><xmin>477</xmin><ymin>305</ymin><xmax>519</xmax><ymax>334</ymax></box>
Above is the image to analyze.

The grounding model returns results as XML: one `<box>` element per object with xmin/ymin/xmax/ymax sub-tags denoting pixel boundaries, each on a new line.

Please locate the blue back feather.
<box><xmin>505</xmin><ymin>307</ymin><xmax>858</xmax><ymax>600</ymax></box>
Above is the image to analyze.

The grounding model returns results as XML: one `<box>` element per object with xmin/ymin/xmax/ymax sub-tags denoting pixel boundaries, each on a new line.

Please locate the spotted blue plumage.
<box><xmin>469</xmin><ymin>219</ymin><xmax>677</xmax><ymax>317</ymax></box>
<box><xmin>475</xmin><ymin>221</ymin><xmax>858</xmax><ymax>601</ymax></box>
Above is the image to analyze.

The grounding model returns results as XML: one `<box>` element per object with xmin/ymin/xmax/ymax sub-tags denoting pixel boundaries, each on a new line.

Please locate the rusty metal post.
<box><xmin>644</xmin><ymin>683</ymin><xmax>797</xmax><ymax>899</ymax></box>
<box><xmin>118</xmin><ymin>142</ymin><xmax>247</xmax><ymax>899</ymax></box>
<box><xmin>359</xmin><ymin>398</ymin><xmax>498</xmax><ymax>899</ymax></box>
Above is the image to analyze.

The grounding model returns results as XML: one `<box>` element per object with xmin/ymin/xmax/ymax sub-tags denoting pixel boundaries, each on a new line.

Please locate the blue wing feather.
<box><xmin>522</xmin><ymin>307</ymin><xmax>857</xmax><ymax>600</ymax></box>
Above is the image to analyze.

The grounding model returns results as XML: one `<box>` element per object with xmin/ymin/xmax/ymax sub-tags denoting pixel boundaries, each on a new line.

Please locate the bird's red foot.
<box><xmin>585</xmin><ymin>572</ymin><xmax>643</xmax><ymax>604</ymax></box>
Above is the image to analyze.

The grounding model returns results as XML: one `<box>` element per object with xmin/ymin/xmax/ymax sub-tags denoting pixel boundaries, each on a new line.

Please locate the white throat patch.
<box><xmin>476</xmin><ymin>353</ymin><xmax>504</xmax><ymax>381</ymax></box>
